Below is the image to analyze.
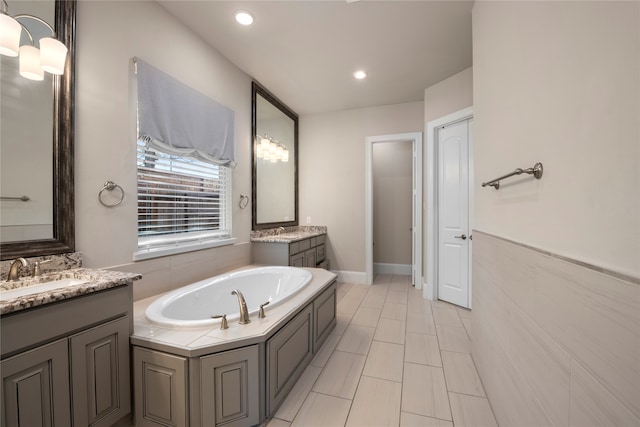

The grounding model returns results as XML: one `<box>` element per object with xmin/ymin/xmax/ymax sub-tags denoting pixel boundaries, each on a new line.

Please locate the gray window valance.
<box><xmin>135</xmin><ymin>57</ymin><xmax>235</xmax><ymax>167</ymax></box>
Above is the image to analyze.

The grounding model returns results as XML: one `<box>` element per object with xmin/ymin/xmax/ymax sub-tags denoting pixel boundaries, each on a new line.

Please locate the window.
<box><xmin>134</xmin><ymin>138</ymin><xmax>233</xmax><ymax>260</ymax></box>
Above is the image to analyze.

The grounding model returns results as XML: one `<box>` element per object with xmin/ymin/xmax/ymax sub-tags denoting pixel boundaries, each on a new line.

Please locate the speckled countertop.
<box><xmin>250</xmin><ymin>225</ymin><xmax>327</xmax><ymax>243</ymax></box>
<box><xmin>0</xmin><ymin>268</ymin><xmax>142</xmax><ymax>315</ymax></box>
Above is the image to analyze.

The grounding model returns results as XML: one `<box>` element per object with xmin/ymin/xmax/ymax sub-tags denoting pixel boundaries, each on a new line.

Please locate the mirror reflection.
<box><xmin>0</xmin><ymin>0</ymin><xmax>55</xmax><ymax>242</ymax></box>
<box><xmin>252</xmin><ymin>82</ymin><xmax>298</xmax><ymax>230</ymax></box>
<box><xmin>0</xmin><ymin>0</ymin><xmax>75</xmax><ymax>260</ymax></box>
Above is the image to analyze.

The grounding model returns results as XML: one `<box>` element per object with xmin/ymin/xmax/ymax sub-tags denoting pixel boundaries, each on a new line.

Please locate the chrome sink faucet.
<box><xmin>275</xmin><ymin>226</ymin><xmax>286</xmax><ymax>236</ymax></box>
<box><xmin>231</xmin><ymin>289</ymin><xmax>251</xmax><ymax>324</ymax></box>
<box><xmin>7</xmin><ymin>257</ymin><xmax>28</xmax><ymax>281</ymax></box>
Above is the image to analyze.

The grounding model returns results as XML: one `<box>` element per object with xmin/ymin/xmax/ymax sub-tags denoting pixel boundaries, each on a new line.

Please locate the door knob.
<box><xmin>454</xmin><ymin>234</ymin><xmax>467</xmax><ymax>240</ymax></box>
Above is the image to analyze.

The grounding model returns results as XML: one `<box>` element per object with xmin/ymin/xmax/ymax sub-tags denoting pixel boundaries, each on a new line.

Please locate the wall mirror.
<box><xmin>0</xmin><ymin>0</ymin><xmax>75</xmax><ymax>260</ymax></box>
<box><xmin>251</xmin><ymin>81</ymin><xmax>298</xmax><ymax>230</ymax></box>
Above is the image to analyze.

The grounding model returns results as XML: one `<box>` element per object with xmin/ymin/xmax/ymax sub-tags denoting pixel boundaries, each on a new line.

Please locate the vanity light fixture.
<box><xmin>235</xmin><ymin>10</ymin><xmax>254</xmax><ymax>26</ymax></box>
<box><xmin>256</xmin><ymin>134</ymin><xmax>289</xmax><ymax>163</ymax></box>
<box><xmin>353</xmin><ymin>70</ymin><xmax>367</xmax><ymax>80</ymax></box>
<box><xmin>0</xmin><ymin>0</ymin><xmax>68</xmax><ymax>80</ymax></box>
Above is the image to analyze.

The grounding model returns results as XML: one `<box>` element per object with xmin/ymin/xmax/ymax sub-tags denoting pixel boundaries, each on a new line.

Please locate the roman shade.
<box><xmin>135</xmin><ymin>57</ymin><xmax>235</xmax><ymax>167</ymax></box>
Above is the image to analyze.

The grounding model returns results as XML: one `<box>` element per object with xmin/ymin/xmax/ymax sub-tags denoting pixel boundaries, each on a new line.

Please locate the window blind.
<box><xmin>135</xmin><ymin>57</ymin><xmax>236</xmax><ymax>167</ymax></box>
<box><xmin>136</xmin><ymin>138</ymin><xmax>232</xmax><ymax>258</ymax></box>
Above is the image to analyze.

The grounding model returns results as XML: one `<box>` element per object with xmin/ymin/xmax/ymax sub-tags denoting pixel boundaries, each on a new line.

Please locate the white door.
<box><xmin>437</xmin><ymin>119</ymin><xmax>471</xmax><ymax>308</ymax></box>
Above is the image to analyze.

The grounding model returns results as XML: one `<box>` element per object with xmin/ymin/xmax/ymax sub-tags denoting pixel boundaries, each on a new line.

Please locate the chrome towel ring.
<box><xmin>98</xmin><ymin>180</ymin><xmax>125</xmax><ymax>207</ymax></box>
<box><xmin>239</xmin><ymin>194</ymin><xmax>249</xmax><ymax>209</ymax></box>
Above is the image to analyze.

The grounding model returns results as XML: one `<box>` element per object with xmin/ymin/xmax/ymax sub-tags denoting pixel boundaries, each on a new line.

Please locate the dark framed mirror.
<box><xmin>0</xmin><ymin>0</ymin><xmax>75</xmax><ymax>260</ymax></box>
<box><xmin>251</xmin><ymin>81</ymin><xmax>298</xmax><ymax>230</ymax></box>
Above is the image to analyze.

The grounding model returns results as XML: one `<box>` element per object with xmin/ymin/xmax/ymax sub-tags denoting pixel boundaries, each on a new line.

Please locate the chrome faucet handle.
<box><xmin>259</xmin><ymin>301</ymin><xmax>270</xmax><ymax>319</ymax></box>
<box><xmin>211</xmin><ymin>314</ymin><xmax>228</xmax><ymax>330</ymax></box>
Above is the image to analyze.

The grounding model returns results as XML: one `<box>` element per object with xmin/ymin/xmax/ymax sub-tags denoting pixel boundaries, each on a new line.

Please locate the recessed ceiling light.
<box><xmin>235</xmin><ymin>10</ymin><xmax>254</xmax><ymax>26</ymax></box>
<box><xmin>353</xmin><ymin>70</ymin><xmax>367</xmax><ymax>80</ymax></box>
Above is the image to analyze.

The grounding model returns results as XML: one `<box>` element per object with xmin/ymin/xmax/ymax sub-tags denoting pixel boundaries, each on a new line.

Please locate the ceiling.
<box><xmin>158</xmin><ymin>1</ymin><xmax>474</xmax><ymax>115</ymax></box>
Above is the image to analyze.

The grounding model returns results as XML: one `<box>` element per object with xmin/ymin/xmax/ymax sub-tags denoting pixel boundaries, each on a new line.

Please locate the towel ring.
<box><xmin>239</xmin><ymin>194</ymin><xmax>249</xmax><ymax>209</ymax></box>
<box><xmin>99</xmin><ymin>180</ymin><xmax>125</xmax><ymax>207</ymax></box>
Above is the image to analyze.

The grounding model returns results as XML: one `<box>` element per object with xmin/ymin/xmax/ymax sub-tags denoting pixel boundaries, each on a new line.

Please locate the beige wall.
<box><xmin>423</xmin><ymin>66</ymin><xmax>473</xmax><ymax>283</ymax></box>
<box><xmin>472</xmin><ymin>1</ymin><xmax>639</xmax><ymax>424</ymax></box>
<box><xmin>299</xmin><ymin>102</ymin><xmax>424</xmax><ymax>278</ymax></box>
<box><xmin>373</xmin><ymin>141</ymin><xmax>412</xmax><ymax>266</ymax></box>
<box><xmin>424</xmin><ymin>66</ymin><xmax>473</xmax><ymax>124</ymax></box>
<box><xmin>75</xmin><ymin>1</ymin><xmax>253</xmax><ymax>299</ymax></box>
<box><xmin>473</xmin><ymin>1</ymin><xmax>639</xmax><ymax>278</ymax></box>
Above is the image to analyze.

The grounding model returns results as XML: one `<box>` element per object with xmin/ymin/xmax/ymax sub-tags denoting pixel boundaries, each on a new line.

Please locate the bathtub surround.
<box><xmin>131</xmin><ymin>267</ymin><xmax>337</xmax><ymax>426</ymax></box>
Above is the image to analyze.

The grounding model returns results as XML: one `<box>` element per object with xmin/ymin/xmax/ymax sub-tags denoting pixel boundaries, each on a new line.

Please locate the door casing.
<box><xmin>365</xmin><ymin>132</ymin><xmax>423</xmax><ymax>286</ymax></box>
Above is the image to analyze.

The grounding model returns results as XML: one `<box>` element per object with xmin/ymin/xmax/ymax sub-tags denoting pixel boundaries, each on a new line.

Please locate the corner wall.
<box><xmin>472</xmin><ymin>2</ymin><xmax>639</xmax><ymax>425</ymax></box>
<box><xmin>76</xmin><ymin>1</ymin><xmax>253</xmax><ymax>300</ymax></box>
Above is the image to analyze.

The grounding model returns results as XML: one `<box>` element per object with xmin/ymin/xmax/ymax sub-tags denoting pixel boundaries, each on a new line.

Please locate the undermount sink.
<box><xmin>0</xmin><ymin>278</ymin><xmax>88</xmax><ymax>301</ymax></box>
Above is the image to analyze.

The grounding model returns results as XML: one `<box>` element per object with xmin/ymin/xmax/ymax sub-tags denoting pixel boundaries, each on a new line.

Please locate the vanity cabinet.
<box><xmin>1</xmin><ymin>284</ymin><xmax>133</xmax><ymax>427</ymax></box>
<box><xmin>253</xmin><ymin>234</ymin><xmax>327</xmax><ymax>268</ymax></box>
<box><xmin>1</xmin><ymin>338</ymin><xmax>71</xmax><ymax>427</ymax></box>
<box><xmin>70</xmin><ymin>316</ymin><xmax>130</xmax><ymax>427</ymax></box>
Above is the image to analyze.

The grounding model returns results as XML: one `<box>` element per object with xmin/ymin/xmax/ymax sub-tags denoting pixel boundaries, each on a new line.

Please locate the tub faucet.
<box><xmin>7</xmin><ymin>257</ymin><xmax>28</xmax><ymax>281</ymax></box>
<box><xmin>231</xmin><ymin>290</ymin><xmax>251</xmax><ymax>324</ymax></box>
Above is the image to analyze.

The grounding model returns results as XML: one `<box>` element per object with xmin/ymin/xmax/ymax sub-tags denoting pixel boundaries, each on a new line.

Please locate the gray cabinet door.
<box><xmin>289</xmin><ymin>252</ymin><xmax>304</xmax><ymax>267</ymax></box>
<box><xmin>267</xmin><ymin>304</ymin><xmax>313</xmax><ymax>415</ymax></box>
<box><xmin>200</xmin><ymin>346</ymin><xmax>259</xmax><ymax>427</ymax></box>
<box><xmin>133</xmin><ymin>347</ymin><xmax>188</xmax><ymax>427</ymax></box>
<box><xmin>70</xmin><ymin>316</ymin><xmax>130</xmax><ymax>427</ymax></box>
<box><xmin>1</xmin><ymin>338</ymin><xmax>71</xmax><ymax>427</ymax></box>
<box><xmin>303</xmin><ymin>249</ymin><xmax>316</xmax><ymax>267</ymax></box>
<box><xmin>313</xmin><ymin>282</ymin><xmax>337</xmax><ymax>349</ymax></box>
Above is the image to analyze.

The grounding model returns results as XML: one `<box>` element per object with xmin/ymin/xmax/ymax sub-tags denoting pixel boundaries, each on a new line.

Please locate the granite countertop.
<box><xmin>0</xmin><ymin>268</ymin><xmax>142</xmax><ymax>315</ymax></box>
<box><xmin>250</xmin><ymin>225</ymin><xmax>327</xmax><ymax>243</ymax></box>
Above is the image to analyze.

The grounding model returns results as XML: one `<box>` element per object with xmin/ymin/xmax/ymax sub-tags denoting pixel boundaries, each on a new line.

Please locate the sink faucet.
<box><xmin>231</xmin><ymin>290</ymin><xmax>251</xmax><ymax>324</ymax></box>
<box><xmin>7</xmin><ymin>257</ymin><xmax>28</xmax><ymax>281</ymax></box>
<box><xmin>275</xmin><ymin>226</ymin><xmax>286</xmax><ymax>236</ymax></box>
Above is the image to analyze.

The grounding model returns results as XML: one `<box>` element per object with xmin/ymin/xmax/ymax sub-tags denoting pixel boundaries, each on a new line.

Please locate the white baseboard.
<box><xmin>373</xmin><ymin>263</ymin><xmax>412</xmax><ymax>275</ymax></box>
<box><xmin>331</xmin><ymin>270</ymin><xmax>368</xmax><ymax>285</ymax></box>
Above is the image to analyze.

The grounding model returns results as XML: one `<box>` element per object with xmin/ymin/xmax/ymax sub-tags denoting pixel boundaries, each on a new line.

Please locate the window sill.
<box><xmin>133</xmin><ymin>237</ymin><xmax>237</xmax><ymax>261</ymax></box>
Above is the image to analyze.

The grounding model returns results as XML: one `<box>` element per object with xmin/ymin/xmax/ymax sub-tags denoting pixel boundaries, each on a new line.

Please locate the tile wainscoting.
<box><xmin>472</xmin><ymin>231</ymin><xmax>640</xmax><ymax>426</ymax></box>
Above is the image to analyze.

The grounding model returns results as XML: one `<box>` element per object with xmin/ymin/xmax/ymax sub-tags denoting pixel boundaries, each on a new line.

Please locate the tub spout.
<box><xmin>231</xmin><ymin>289</ymin><xmax>251</xmax><ymax>324</ymax></box>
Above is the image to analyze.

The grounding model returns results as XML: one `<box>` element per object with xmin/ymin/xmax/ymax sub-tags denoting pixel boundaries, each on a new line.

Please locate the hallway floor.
<box><xmin>265</xmin><ymin>274</ymin><xmax>498</xmax><ymax>427</ymax></box>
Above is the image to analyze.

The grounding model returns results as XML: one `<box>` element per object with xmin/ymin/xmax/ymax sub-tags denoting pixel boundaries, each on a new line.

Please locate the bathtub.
<box><xmin>145</xmin><ymin>266</ymin><xmax>313</xmax><ymax>328</ymax></box>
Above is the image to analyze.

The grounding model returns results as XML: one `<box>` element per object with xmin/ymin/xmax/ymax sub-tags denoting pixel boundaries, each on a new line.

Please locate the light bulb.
<box><xmin>235</xmin><ymin>10</ymin><xmax>254</xmax><ymax>26</ymax></box>
<box><xmin>281</xmin><ymin>150</ymin><xmax>289</xmax><ymax>162</ymax></box>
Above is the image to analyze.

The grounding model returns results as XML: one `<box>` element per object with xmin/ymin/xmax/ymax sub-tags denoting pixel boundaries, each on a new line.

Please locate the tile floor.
<box><xmin>265</xmin><ymin>274</ymin><xmax>498</xmax><ymax>427</ymax></box>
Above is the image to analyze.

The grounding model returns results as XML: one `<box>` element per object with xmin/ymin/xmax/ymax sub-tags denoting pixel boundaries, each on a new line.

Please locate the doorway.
<box><xmin>426</xmin><ymin>108</ymin><xmax>473</xmax><ymax>307</ymax></box>
<box><xmin>365</xmin><ymin>132</ymin><xmax>422</xmax><ymax>287</ymax></box>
